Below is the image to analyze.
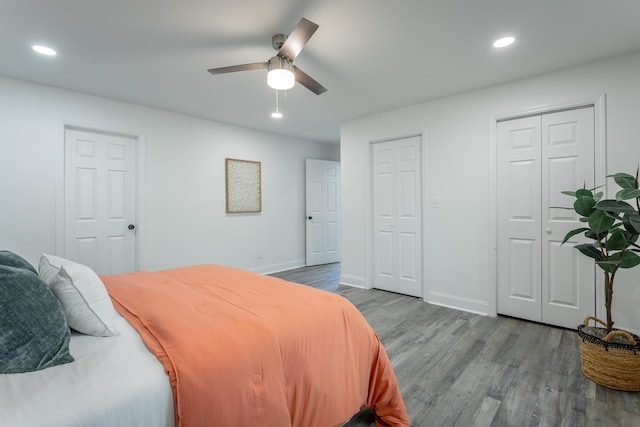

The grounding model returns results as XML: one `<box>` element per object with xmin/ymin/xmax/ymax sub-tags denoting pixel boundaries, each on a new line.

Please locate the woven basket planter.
<box><xmin>578</xmin><ymin>316</ymin><xmax>640</xmax><ymax>391</ymax></box>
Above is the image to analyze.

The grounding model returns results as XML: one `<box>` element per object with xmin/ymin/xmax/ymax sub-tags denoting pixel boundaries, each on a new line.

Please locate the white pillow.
<box><xmin>38</xmin><ymin>254</ymin><xmax>118</xmax><ymax>337</ymax></box>
<box><xmin>38</xmin><ymin>253</ymin><xmax>70</xmax><ymax>286</ymax></box>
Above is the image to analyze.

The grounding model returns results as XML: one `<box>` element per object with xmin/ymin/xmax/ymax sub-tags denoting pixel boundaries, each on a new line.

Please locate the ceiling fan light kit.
<box><xmin>267</xmin><ymin>56</ymin><xmax>295</xmax><ymax>90</ymax></box>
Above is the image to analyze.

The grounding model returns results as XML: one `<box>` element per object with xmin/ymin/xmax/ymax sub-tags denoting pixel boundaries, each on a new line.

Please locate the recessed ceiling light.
<box><xmin>271</xmin><ymin>111</ymin><xmax>283</xmax><ymax>119</ymax></box>
<box><xmin>493</xmin><ymin>36</ymin><xmax>515</xmax><ymax>48</ymax></box>
<box><xmin>32</xmin><ymin>45</ymin><xmax>57</xmax><ymax>56</ymax></box>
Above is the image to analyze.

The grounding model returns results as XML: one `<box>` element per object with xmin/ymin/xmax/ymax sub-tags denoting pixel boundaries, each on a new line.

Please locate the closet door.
<box><xmin>541</xmin><ymin>108</ymin><xmax>595</xmax><ymax>328</ymax></box>
<box><xmin>497</xmin><ymin>116</ymin><xmax>542</xmax><ymax>322</ymax></box>
<box><xmin>372</xmin><ymin>136</ymin><xmax>422</xmax><ymax>297</ymax></box>
<box><xmin>497</xmin><ymin>107</ymin><xmax>595</xmax><ymax>329</ymax></box>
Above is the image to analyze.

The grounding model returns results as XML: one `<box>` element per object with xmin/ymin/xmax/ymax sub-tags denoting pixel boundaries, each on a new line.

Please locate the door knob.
<box><xmin>308</xmin><ymin>216</ymin><xmax>313</xmax><ymax>220</ymax></box>
<box><xmin>128</xmin><ymin>224</ymin><xmax>135</xmax><ymax>230</ymax></box>
<box><xmin>546</xmin><ymin>228</ymin><xmax>551</xmax><ymax>234</ymax></box>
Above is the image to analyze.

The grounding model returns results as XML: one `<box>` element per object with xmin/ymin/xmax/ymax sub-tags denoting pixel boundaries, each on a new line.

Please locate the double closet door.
<box><xmin>497</xmin><ymin>107</ymin><xmax>595</xmax><ymax>329</ymax></box>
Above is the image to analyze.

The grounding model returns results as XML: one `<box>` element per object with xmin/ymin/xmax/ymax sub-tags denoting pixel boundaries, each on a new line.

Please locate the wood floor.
<box><xmin>270</xmin><ymin>263</ymin><xmax>640</xmax><ymax>427</ymax></box>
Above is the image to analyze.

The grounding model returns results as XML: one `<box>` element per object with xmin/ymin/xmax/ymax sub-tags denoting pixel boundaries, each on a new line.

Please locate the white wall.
<box><xmin>0</xmin><ymin>76</ymin><xmax>338</xmax><ymax>274</ymax></box>
<box><xmin>341</xmin><ymin>51</ymin><xmax>640</xmax><ymax>333</ymax></box>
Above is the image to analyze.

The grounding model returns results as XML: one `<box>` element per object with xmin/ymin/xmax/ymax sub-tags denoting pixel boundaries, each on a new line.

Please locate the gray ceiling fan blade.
<box><xmin>294</xmin><ymin>65</ymin><xmax>327</xmax><ymax>95</ymax></box>
<box><xmin>277</xmin><ymin>18</ymin><xmax>319</xmax><ymax>62</ymax></box>
<box><xmin>207</xmin><ymin>62</ymin><xmax>268</xmax><ymax>74</ymax></box>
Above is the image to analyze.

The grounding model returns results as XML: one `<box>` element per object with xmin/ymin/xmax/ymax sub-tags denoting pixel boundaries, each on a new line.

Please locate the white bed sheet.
<box><xmin>0</xmin><ymin>313</ymin><xmax>175</xmax><ymax>427</ymax></box>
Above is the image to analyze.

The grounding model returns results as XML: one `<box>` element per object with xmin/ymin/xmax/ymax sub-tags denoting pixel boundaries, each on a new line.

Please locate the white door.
<box><xmin>305</xmin><ymin>159</ymin><xmax>341</xmax><ymax>266</ymax></box>
<box><xmin>497</xmin><ymin>116</ymin><xmax>542</xmax><ymax>321</ymax></box>
<box><xmin>497</xmin><ymin>107</ymin><xmax>596</xmax><ymax>329</ymax></box>
<box><xmin>541</xmin><ymin>109</ymin><xmax>596</xmax><ymax>327</ymax></box>
<box><xmin>64</xmin><ymin>128</ymin><xmax>137</xmax><ymax>274</ymax></box>
<box><xmin>372</xmin><ymin>136</ymin><xmax>422</xmax><ymax>297</ymax></box>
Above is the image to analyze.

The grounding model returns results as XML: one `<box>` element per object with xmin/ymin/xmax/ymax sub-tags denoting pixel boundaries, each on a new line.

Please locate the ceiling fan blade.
<box><xmin>207</xmin><ymin>62</ymin><xmax>268</xmax><ymax>75</ymax></box>
<box><xmin>277</xmin><ymin>18</ymin><xmax>319</xmax><ymax>62</ymax></box>
<box><xmin>293</xmin><ymin>66</ymin><xmax>327</xmax><ymax>95</ymax></box>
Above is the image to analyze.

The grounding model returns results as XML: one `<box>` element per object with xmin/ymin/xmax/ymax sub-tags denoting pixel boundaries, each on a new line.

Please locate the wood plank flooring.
<box><xmin>270</xmin><ymin>263</ymin><xmax>640</xmax><ymax>427</ymax></box>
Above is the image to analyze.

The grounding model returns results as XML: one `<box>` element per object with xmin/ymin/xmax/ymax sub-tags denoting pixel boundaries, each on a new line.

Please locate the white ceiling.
<box><xmin>3</xmin><ymin>1</ymin><xmax>640</xmax><ymax>144</ymax></box>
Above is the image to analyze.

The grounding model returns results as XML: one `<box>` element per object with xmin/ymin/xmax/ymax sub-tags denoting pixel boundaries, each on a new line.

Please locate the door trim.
<box><xmin>364</xmin><ymin>131</ymin><xmax>428</xmax><ymax>298</ymax></box>
<box><xmin>488</xmin><ymin>95</ymin><xmax>606</xmax><ymax>317</ymax></box>
<box><xmin>55</xmin><ymin>120</ymin><xmax>146</xmax><ymax>270</ymax></box>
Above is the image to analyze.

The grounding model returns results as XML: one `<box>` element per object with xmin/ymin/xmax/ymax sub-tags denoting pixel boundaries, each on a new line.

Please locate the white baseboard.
<box><xmin>339</xmin><ymin>274</ymin><xmax>369</xmax><ymax>289</ymax></box>
<box><xmin>252</xmin><ymin>259</ymin><xmax>306</xmax><ymax>275</ymax></box>
<box><xmin>339</xmin><ymin>281</ymin><xmax>369</xmax><ymax>290</ymax></box>
<box><xmin>425</xmin><ymin>290</ymin><xmax>490</xmax><ymax>316</ymax></box>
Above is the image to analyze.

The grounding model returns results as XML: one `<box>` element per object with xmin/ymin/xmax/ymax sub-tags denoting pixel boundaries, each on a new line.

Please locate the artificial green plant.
<box><xmin>562</xmin><ymin>168</ymin><xmax>640</xmax><ymax>333</ymax></box>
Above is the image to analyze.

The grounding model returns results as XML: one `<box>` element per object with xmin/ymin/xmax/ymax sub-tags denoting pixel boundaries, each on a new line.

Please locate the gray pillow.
<box><xmin>0</xmin><ymin>250</ymin><xmax>37</xmax><ymax>275</ymax></box>
<box><xmin>0</xmin><ymin>265</ymin><xmax>74</xmax><ymax>373</ymax></box>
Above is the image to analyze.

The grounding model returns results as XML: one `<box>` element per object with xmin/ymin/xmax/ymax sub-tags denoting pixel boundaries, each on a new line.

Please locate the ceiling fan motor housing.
<box><xmin>268</xmin><ymin>56</ymin><xmax>293</xmax><ymax>73</ymax></box>
<box><xmin>272</xmin><ymin>34</ymin><xmax>288</xmax><ymax>51</ymax></box>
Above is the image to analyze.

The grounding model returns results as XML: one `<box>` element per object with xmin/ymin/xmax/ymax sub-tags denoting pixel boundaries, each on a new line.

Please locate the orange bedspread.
<box><xmin>102</xmin><ymin>265</ymin><xmax>408</xmax><ymax>427</ymax></box>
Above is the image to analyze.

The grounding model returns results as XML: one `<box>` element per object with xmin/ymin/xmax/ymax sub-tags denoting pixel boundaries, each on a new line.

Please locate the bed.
<box><xmin>1</xmin><ymin>252</ymin><xmax>408</xmax><ymax>427</ymax></box>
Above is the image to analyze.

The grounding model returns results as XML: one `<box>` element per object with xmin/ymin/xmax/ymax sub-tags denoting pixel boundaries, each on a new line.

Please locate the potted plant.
<box><xmin>561</xmin><ymin>168</ymin><xmax>640</xmax><ymax>390</ymax></box>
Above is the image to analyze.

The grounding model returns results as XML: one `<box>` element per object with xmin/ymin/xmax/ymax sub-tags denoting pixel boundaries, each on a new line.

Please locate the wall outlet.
<box><xmin>257</xmin><ymin>250</ymin><xmax>263</xmax><ymax>259</ymax></box>
<box><xmin>432</xmin><ymin>197</ymin><xmax>440</xmax><ymax>208</ymax></box>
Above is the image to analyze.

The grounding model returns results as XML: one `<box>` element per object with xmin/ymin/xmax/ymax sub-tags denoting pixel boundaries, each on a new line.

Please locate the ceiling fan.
<box><xmin>207</xmin><ymin>18</ymin><xmax>327</xmax><ymax>95</ymax></box>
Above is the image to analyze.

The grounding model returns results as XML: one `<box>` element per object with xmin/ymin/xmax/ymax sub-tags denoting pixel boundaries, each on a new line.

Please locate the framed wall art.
<box><xmin>225</xmin><ymin>158</ymin><xmax>262</xmax><ymax>213</ymax></box>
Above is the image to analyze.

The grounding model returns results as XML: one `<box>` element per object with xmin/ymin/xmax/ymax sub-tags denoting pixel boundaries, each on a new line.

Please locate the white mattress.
<box><xmin>0</xmin><ymin>314</ymin><xmax>175</xmax><ymax>427</ymax></box>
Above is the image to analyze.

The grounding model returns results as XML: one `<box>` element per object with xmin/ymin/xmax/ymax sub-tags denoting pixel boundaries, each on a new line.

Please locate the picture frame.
<box><xmin>225</xmin><ymin>158</ymin><xmax>262</xmax><ymax>213</ymax></box>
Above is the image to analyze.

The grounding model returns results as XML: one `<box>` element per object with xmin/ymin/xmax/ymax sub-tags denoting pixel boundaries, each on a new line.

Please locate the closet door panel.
<box><xmin>497</xmin><ymin>116</ymin><xmax>542</xmax><ymax>322</ymax></box>
<box><xmin>541</xmin><ymin>107</ymin><xmax>596</xmax><ymax>328</ymax></box>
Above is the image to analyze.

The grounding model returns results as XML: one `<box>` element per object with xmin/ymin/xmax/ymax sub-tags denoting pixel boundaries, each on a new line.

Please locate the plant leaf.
<box><xmin>594</xmin><ymin>191</ymin><xmax>604</xmax><ymax>202</ymax></box>
<box><xmin>598</xmin><ymin>251</ymin><xmax>640</xmax><ymax>269</ymax></box>
<box><xmin>595</xmin><ymin>200</ymin><xmax>636</xmax><ymax>215</ymax></box>
<box><xmin>575</xmin><ymin>244</ymin><xmax>603</xmax><ymax>261</ymax></box>
<box><xmin>628</xmin><ymin>214</ymin><xmax>640</xmax><ymax>234</ymax></box>
<box><xmin>615</xmin><ymin>188</ymin><xmax>640</xmax><ymax>201</ymax></box>
<box><xmin>595</xmin><ymin>260</ymin><xmax>619</xmax><ymax>273</ymax></box>
<box><xmin>561</xmin><ymin>190</ymin><xmax>576</xmax><ymax>197</ymax></box>
<box><xmin>619</xmin><ymin>251</ymin><xmax>640</xmax><ymax>268</ymax></box>
<box><xmin>574</xmin><ymin>196</ymin><xmax>596</xmax><ymax>217</ymax></box>
<box><xmin>613</xmin><ymin>172</ymin><xmax>637</xmax><ymax>189</ymax></box>
<box><xmin>575</xmin><ymin>189</ymin><xmax>593</xmax><ymax>198</ymax></box>
<box><xmin>562</xmin><ymin>228</ymin><xmax>590</xmax><ymax>245</ymax></box>
<box><xmin>584</xmin><ymin>230</ymin><xmax>608</xmax><ymax>241</ymax></box>
<box><xmin>605</xmin><ymin>230</ymin><xmax>628</xmax><ymax>251</ymax></box>
<box><xmin>588</xmin><ymin>209</ymin><xmax>615</xmax><ymax>233</ymax></box>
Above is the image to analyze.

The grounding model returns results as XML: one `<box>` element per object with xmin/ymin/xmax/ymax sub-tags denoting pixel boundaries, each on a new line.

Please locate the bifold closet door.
<box><xmin>497</xmin><ymin>116</ymin><xmax>542</xmax><ymax>322</ymax></box>
<box><xmin>497</xmin><ymin>107</ymin><xmax>595</xmax><ymax>329</ymax></box>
